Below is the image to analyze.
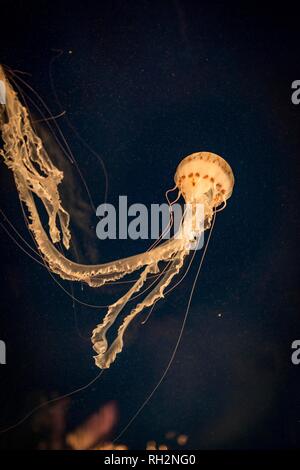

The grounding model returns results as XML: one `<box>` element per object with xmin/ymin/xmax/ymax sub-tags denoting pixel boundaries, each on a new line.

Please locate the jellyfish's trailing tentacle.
<box><xmin>13</xmin><ymin>167</ymin><xmax>182</xmax><ymax>287</ymax></box>
<box><xmin>91</xmin><ymin>263</ymin><xmax>159</xmax><ymax>365</ymax></box>
<box><xmin>0</xmin><ymin>65</ymin><xmax>186</xmax><ymax>285</ymax></box>
<box><xmin>92</xmin><ymin>246</ymin><xmax>188</xmax><ymax>369</ymax></box>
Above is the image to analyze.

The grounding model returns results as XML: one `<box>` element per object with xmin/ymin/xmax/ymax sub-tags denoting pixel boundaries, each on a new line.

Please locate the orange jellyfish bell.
<box><xmin>174</xmin><ymin>151</ymin><xmax>234</xmax><ymax>207</ymax></box>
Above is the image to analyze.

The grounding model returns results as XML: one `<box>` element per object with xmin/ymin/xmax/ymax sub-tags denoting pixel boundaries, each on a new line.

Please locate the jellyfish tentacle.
<box><xmin>91</xmin><ymin>262</ymin><xmax>159</xmax><ymax>364</ymax></box>
<box><xmin>0</xmin><ymin>66</ymin><xmax>185</xmax><ymax>285</ymax></box>
<box><xmin>92</xmin><ymin>247</ymin><xmax>188</xmax><ymax>369</ymax></box>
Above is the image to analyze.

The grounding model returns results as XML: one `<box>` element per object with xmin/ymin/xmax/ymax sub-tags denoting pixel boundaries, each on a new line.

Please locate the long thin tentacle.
<box><xmin>92</xmin><ymin>247</ymin><xmax>188</xmax><ymax>369</ymax></box>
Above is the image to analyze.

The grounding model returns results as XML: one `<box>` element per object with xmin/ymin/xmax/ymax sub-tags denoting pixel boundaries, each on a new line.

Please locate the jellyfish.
<box><xmin>0</xmin><ymin>65</ymin><xmax>234</xmax><ymax>368</ymax></box>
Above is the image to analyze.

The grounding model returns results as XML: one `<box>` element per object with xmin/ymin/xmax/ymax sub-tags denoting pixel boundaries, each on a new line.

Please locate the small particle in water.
<box><xmin>146</xmin><ymin>440</ymin><xmax>157</xmax><ymax>450</ymax></box>
<box><xmin>158</xmin><ymin>444</ymin><xmax>168</xmax><ymax>450</ymax></box>
<box><xmin>177</xmin><ymin>434</ymin><xmax>188</xmax><ymax>446</ymax></box>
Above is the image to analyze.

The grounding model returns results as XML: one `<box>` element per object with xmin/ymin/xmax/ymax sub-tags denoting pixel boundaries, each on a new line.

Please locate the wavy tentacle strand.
<box><xmin>92</xmin><ymin>246</ymin><xmax>188</xmax><ymax>368</ymax></box>
<box><xmin>0</xmin><ymin>66</ymin><xmax>188</xmax><ymax>286</ymax></box>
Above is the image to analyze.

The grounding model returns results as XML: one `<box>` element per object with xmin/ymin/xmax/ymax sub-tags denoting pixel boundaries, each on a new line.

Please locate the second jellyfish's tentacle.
<box><xmin>92</xmin><ymin>248</ymin><xmax>188</xmax><ymax>369</ymax></box>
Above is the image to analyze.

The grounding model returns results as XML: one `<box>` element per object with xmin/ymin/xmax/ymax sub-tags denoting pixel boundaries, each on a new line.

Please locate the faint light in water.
<box><xmin>177</xmin><ymin>434</ymin><xmax>188</xmax><ymax>446</ymax></box>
